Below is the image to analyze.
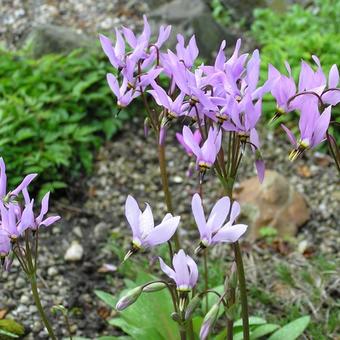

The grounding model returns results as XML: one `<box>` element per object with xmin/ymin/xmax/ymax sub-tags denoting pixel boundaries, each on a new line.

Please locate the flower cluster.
<box><xmin>101</xmin><ymin>17</ymin><xmax>337</xmax><ymax>183</ymax></box>
<box><xmin>0</xmin><ymin>158</ymin><xmax>60</xmax><ymax>269</ymax></box>
<box><xmin>269</xmin><ymin>57</ymin><xmax>337</xmax><ymax>160</ymax></box>
<box><xmin>101</xmin><ymin>16</ymin><xmax>339</xmax><ymax>340</ymax></box>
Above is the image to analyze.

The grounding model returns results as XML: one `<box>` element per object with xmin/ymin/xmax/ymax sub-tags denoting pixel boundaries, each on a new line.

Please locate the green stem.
<box><xmin>29</xmin><ymin>274</ymin><xmax>57</xmax><ymax>339</ymax></box>
<box><xmin>233</xmin><ymin>242</ymin><xmax>249</xmax><ymax>340</ymax></box>
<box><xmin>25</xmin><ymin>232</ymin><xmax>57</xmax><ymax>340</ymax></box>
<box><xmin>158</xmin><ymin>143</ymin><xmax>180</xmax><ymax>250</ymax></box>
<box><xmin>203</xmin><ymin>249</ymin><xmax>209</xmax><ymax>313</ymax></box>
<box><xmin>180</xmin><ymin>327</ymin><xmax>187</xmax><ymax>340</ymax></box>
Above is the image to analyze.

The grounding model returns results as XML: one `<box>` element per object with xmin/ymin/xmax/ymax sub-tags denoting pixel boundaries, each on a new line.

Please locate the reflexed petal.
<box><xmin>281</xmin><ymin>124</ymin><xmax>297</xmax><ymax>146</ymax></box>
<box><xmin>328</xmin><ymin>64</ymin><xmax>339</xmax><ymax>88</ymax></box>
<box><xmin>207</xmin><ymin>196</ymin><xmax>230</xmax><ymax>233</ymax></box>
<box><xmin>11</xmin><ymin>174</ymin><xmax>37</xmax><ymax>197</ymax></box>
<box><xmin>144</xmin><ymin>216</ymin><xmax>180</xmax><ymax>247</ymax></box>
<box><xmin>39</xmin><ymin>216</ymin><xmax>61</xmax><ymax>227</ymax></box>
<box><xmin>0</xmin><ymin>158</ymin><xmax>7</xmax><ymax>198</ymax></box>
<box><xmin>311</xmin><ymin>105</ymin><xmax>331</xmax><ymax>147</ymax></box>
<box><xmin>106</xmin><ymin>73</ymin><xmax>120</xmax><ymax>98</ymax></box>
<box><xmin>140</xmin><ymin>203</ymin><xmax>154</xmax><ymax>236</ymax></box>
<box><xmin>173</xmin><ymin>250</ymin><xmax>190</xmax><ymax>287</ymax></box>
<box><xmin>212</xmin><ymin>223</ymin><xmax>248</xmax><ymax>243</ymax></box>
<box><xmin>255</xmin><ymin>159</ymin><xmax>265</xmax><ymax>183</ymax></box>
<box><xmin>182</xmin><ymin>126</ymin><xmax>202</xmax><ymax>157</ymax></box>
<box><xmin>191</xmin><ymin>193</ymin><xmax>208</xmax><ymax>239</ymax></box>
<box><xmin>159</xmin><ymin>257</ymin><xmax>176</xmax><ymax>281</ymax></box>
<box><xmin>36</xmin><ymin>192</ymin><xmax>50</xmax><ymax>225</ymax></box>
<box><xmin>187</xmin><ymin>255</ymin><xmax>198</xmax><ymax>288</ymax></box>
<box><xmin>125</xmin><ymin>195</ymin><xmax>141</xmax><ymax>238</ymax></box>
<box><xmin>229</xmin><ymin>201</ymin><xmax>240</xmax><ymax>224</ymax></box>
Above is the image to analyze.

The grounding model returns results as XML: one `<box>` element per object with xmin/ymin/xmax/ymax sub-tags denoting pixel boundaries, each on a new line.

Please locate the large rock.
<box><xmin>149</xmin><ymin>0</ymin><xmax>235</xmax><ymax>60</ymax></box>
<box><xmin>234</xmin><ymin>170</ymin><xmax>310</xmax><ymax>240</ymax></box>
<box><xmin>25</xmin><ymin>24</ymin><xmax>93</xmax><ymax>58</ymax></box>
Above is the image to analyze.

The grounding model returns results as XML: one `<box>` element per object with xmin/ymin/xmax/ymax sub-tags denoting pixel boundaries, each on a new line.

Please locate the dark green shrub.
<box><xmin>0</xmin><ymin>49</ymin><xmax>131</xmax><ymax>196</ymax></box>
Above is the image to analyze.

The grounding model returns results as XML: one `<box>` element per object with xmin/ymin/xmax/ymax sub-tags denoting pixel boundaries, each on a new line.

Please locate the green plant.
<box><xmin>0</xmin><ymin>49</ymin><xmax>132</xmax><ymax>197</ymax></box>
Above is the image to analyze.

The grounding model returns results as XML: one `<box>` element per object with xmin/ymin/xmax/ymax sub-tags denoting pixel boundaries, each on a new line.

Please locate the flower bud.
<box><xmin>199</xmin><ymin>303</ymin><xmax>220</xmax><ymax>340</ymax></box>
<box><xmin>116</xmin><ymin>286</ymin><xmax>142</xmax><ymax>311</ymax></box>
<box><xmin>143</xmin><ymin>282</ymin><xmax>167</xmax><ymax>293</ymax></box>
<box><xmin>185</xmin><ymin>294</ymin><xmax>201</xmax><ymax>320</ymax></box>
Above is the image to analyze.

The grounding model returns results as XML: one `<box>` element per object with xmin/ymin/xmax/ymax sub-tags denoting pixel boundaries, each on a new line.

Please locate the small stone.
<box><xmin>47</xmin><ymin>266</ymin><xmax>58</xmax><ymax>277</ymax></box>
<box><xmin>29</xmin><ymin>305</ymin><xmax>38</xmax><ymax>313</ymax></box>
<box><xmin>173</xmin><ymin>175</ymin><xmax>183</xmax><ymax>183</ymax></box>
<box><xmin>20</xmin><ymin>295</ymin><xmax>30</xmax><ymax>305</ymax></box>
<box><xmin>73</xmin><ymin>226</ymin><xmax>83</xmax><ymax>238</ymax></box>
<box><xmin>64</xmin><ymin>242</ymin><xmax>84</xmax><ymax>262</ymax></box>
<box><xmin>94</xmin><ymin>222</ymin><xmax>110</xmax><ymax>240</ymax></box>
<box><xmin>15</xmin><ymin>277</ymin><xmax>26</xmax><ymax>289</ymax></box>
<box><xmin>32</xmin><ymin>320</ymin><xmax>43</xmax><ymax>333</ymax></box>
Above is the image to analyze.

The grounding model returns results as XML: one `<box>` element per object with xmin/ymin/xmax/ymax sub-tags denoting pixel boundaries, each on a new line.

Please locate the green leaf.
<box><xmin>234</xmin><ymin>316</ymin><xmax>267</xmax><ymax>328</ymax></box>
<box><xmin>0</xmin><ymin>319</ymin><xmax>25</xmax><ymax>337</ymax></box>
<box><xmin>250</xmin><ymin>324</ymin><xmax>280</xmax><ymax>339</ymax></box>
<box><xmin>0</xmin><ymin>328</ymin><xmax>19</xmax><ymax>338</ymax></box>
<box><xmin>94</xmin><ymin>290</ymin><xmax>117</xmax><ymax>309</ymax></box>
<box><xmin>268</xmin><ymin>316</ymin><xmax>310</xmax><ymax>340</ymax></box>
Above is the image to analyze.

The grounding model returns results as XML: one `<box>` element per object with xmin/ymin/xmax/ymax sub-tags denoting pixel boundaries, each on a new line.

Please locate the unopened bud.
<box><xmin>116</xmin><ymin>286</ymin><xmax>142</xmax><ymax>311</ymax></box>
<box><xmin>185</xmin><ymin>294</ymin><xmax>201</xmax><ymax>320</ymax></box>
<box><xmin>143</xmin><ymin>282</ymin><xmax>167</xmax><ymax>293</ymax></box>
<box><xmin>200</xmin><ymin>304</ymin><xmax>220</xmax><ymax>340</ymax></box>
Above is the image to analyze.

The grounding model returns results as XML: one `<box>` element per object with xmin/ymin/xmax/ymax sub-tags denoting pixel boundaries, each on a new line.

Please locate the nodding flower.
<box><xmin>191</xmin><ymin>193</ymin><xmax>247</xmax><ymax>252</ymax></box>
<box><xmin>182</xmin><ymin>126</ymin><xmax>221</xmax><ymax>172</ymax></box>
<box><xmin>159</xmin><ymin>249</ymin><xmax>198</xmax><ymax>311</ymax></box>
<box><xmin>281</xmin><ymin>104</ymin><xmax>331</xmax><ymax>161</ymax></box>
<box><xmin>124</xmin><ymin>195</ymin><xmax>180</xmax><ymax>260</ymax></box>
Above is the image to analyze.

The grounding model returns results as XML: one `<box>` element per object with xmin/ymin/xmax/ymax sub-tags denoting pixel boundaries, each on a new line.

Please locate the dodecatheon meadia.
<box><xmin>281</xmin><ymin>104</ymin><xmax>331</xmax><ymax>161</ymax></box>
<box><xmin>19</xmin><ymin>190</ymin><xmax>61</xmax><ymax>232</ymax></box>
<box><xmin>175</xmin><ymin>34</ymin><xmax>199</xmax><ymax>69</ymax></box>
<box><xmin>106</xmin><ymin>66</ymin><xmax>162</xmax><ymax>108</ymax></box>
<box><xmin>321</xmin><ymin>64</ymin><xmax>340</xmax><ymax>106</ymax></box>
<box><xmin>0</xmin><ymin>202</ymin><xmax>22</xmax><ymax>241</ymax></box>
<box><xmin>176</xmin><ymin>129</ymin><xmax>202</xmax><ymax>177</ymax></box>
<box><xmin>148</xmin><ymin>83</ymin><xmax>186</xmax><ymax>121</ymax></box>
<box><xmin>176</xmin><ymin>129</ymin><xmax>202</xmax><ymax>157</ymax></box>
<box><xmin>159</xmin><ymin>249</ymin><xmax>198</xmax><ymax>310</ymax></box>
<box><xmin>0</xmin><ymin>158</ymin><xmax>37</xmax><ymax>204</ymax></box>
<box><xmin>192</xmin><ymin>193</ymin><xmax>248</xmax><ymax>253</ymax></box>
<box><xmin>290</xmin><ymin>56</ymin><xmax>326</xmax><ymax>109</ymax></box>
<box><xmin>268</xmin><ymin>62</ymin><xmax>297</xmax><ymax>120</ymax></box>
<box><xmin>99</xmin><ymin>29</ymin><xmax>126</xmax><ymax>70</ymax></box>
<box><xmin>124</xmin><ymin>195</ymin><xmax>180</xmax><ymax>260</ymax></box>
<box><xmin>182</xmin><ymin>126</ymin><xmax>222</xmax><ymax>173</ymax></box>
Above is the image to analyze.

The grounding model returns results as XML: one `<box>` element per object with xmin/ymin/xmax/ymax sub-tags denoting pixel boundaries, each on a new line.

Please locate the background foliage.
<box><xmin>0</xmin><ymin>49</ymin><xmax>130</xmax><ymax>196</ymax></box>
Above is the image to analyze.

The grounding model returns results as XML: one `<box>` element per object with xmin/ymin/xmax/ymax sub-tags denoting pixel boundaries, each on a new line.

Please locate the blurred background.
<box><xmin>0</xmin><ymin>0</ymin><xmax>339</xmax><ymax>339</ymax></box>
